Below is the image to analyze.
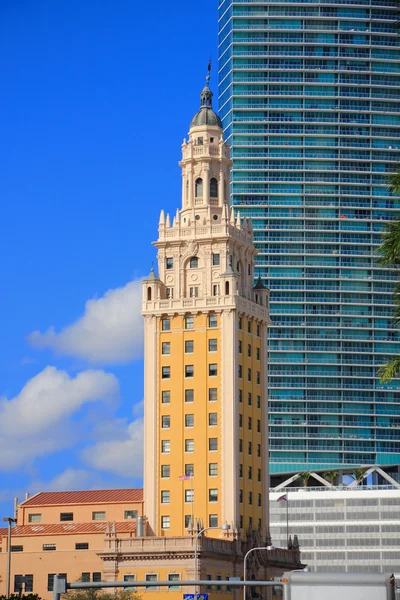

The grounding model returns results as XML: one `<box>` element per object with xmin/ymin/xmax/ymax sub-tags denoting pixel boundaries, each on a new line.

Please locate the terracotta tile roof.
<box><xmin>1</xmin><ymin>521</ymin><xmax>137</xmax><ymax>537</ymax></box>
<box><xmin>21</xmin><ymin>489</ymin><xmax>143</xmax><ymax>507</ymax></box>
<box><xmin>0</xmin><ymin>528</ymin><xmax>7</xmax><ymax>543</ymax></box>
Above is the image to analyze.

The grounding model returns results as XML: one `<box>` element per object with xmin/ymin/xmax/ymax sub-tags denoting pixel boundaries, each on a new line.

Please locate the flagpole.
<box><xmin>286</xmin><ymin>492</ymin><xmax>289</xmax><ymax>549</ymax></box>
<box><xmin>191</xmin><ymin>473</ymin><xmax>194</xmax><ymax>527</ymax></box>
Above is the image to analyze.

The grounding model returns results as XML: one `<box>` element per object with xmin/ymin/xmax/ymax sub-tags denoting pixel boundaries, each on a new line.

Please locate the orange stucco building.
<box><xmin>0</xmin><ymin>489</ymin><xmax>143</xmax><ymax>599</ymax></box>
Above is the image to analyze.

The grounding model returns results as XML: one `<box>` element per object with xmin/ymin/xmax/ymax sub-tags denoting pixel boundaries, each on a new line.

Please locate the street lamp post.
<box><xmin>194</xmin><ymin>524</ymin><xmax>231</xmax><ymax>593</ymax></box>
<box><xmin>243</xmin><ymin>545</ymin><xmax>275</xmax><ymax>600</ymax></box>
<box><xmin>3</xmin><ymin>517</ymin><xmax>17</xmax><ymax>599</ymax></box>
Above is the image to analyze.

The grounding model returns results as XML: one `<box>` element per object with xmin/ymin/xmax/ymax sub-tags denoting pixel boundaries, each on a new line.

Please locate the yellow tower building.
<box><xmin>142</xmin><ymin>77</ymin><xmax>271</xmax><ymax>541</ymax></box>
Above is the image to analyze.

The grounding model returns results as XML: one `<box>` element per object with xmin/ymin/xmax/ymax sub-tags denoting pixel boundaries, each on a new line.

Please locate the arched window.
<box><xmin>210</xmin><ymin>177</ymin><xmax>218</xmax><ymax>198</ymax></box>
<box><xmin>189</xmin><ymin>257</ymin><xmax>199</xmax><ymax>269</ymax></box>
<box><xmin>147</xmin><ymin>287</ymin><xmax>152</xmax><ymax>301</ymax></box>
<box><xmin>225</xmin><ymin>281</ymin><xmax>230</xmax><ymax>295</ymax></box>
<box><xmin>195</xmin><ymin>178</ymin><xmax>203</xmax><ymax>198</ymax></box>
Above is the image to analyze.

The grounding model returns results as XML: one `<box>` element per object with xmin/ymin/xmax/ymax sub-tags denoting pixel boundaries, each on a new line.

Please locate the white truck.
<box><xmin>280</xmin><ymin>572</ymin><xmax>398</xmax><ymax>600</ymax></box>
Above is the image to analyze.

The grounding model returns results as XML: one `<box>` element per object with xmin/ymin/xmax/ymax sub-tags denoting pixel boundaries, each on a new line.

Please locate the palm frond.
<box><xmin>378</xmin><ymin>356</ymin><xmax>400</xmax><ymax>383</ymax></box>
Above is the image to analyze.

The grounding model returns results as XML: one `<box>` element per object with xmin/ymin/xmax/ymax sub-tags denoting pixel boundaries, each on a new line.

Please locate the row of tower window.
<box><xmin>194</xmin><ymin>178</ymin><xmax>219</xmax><ymax>199</ymax></box>
<box><xmin>238</xmin><ymin>366</ymin><xmax>262</xmax><ymax>383</ymax></box>
<box><xmin>162</xmin><ymin>339</ymin><xmax>218</xmax><ymax>355</ymax></box>
<box><xmin>160</xmin><ymin>514</ymin><xmax>262</xmax><ymax>532</ymax></box>
<box><xmin>161</xmin><ymin>438</ymin><xmax>219</xmax><ymax>453</ymax></box>
<box><xmin>161</xmin><ymin>315</ymin><xmax>218</xmax><ymax>330</ymax></box>
<box><xmin>161</xmin><ymin>388</ymin><xmax>218</xmax><ymax>403</ymax></box>
<box><xmin>239</xmin><ymin>390</ymin><xmax>262</xmax><ymax>407</ymax></box>
<box><xmin>166</xmin><ymin>254</ymin><xmax>221</xmax><ymax>270</ymax></box>
<box><xmin>239</xmin><ymin>317</ymin><xmax>262</xmax><ymax>336</ymax></box>
<box><xmin>161</xmin><ymin>364</ymin><xmax>218</xmax><ymax>379</ymax></box>
<box><xmin>159</xmin><ymin>463</ymin><xmax>263</xmax><ymax>482</ymax></box>
<box><xmin>161</xmin><ymin>414</ymin><xmax>218</xmax><ymax>428</ymax></box>
<box><xmin>159</xmin><ymin>489</ymin><xmax>264</xmax><ymax>506</ymax></box>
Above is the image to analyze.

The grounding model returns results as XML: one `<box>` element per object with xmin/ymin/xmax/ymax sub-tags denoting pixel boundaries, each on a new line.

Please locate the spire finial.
<box><xmin>206</xmin><ymin>58</ymin><xmax>212</xmax><ymax>86</ymax></box>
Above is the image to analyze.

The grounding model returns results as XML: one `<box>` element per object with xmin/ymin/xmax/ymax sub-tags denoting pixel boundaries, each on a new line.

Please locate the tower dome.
<box><xmin>190</xmin><ymin>65</ymin><xmax>222</xmax><ymax>129</ymax></box>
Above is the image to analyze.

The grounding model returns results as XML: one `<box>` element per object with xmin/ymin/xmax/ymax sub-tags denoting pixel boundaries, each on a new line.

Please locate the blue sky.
<box><xmin>0</xmin><ymin>0</ymin><xmax>218</xmax><ymax>518</ymax></box>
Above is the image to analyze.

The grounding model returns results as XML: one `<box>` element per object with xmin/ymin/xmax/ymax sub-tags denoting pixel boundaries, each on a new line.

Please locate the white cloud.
<box><xmin>30</xmin><ymin>468</ymin><xmax>105</xmax><ymax>492</ymax></box>
<box><xmin>0</xmin><ymin>366</ymin><xmax>119</xmax><ymax>471</ymax></box>
<box><xmin>82</xmin><ymin>418</ymin><xmax>143</xmax><ymax>478</ymax></box>
<box><xmin>28</xmin><ymin>279</ymin><xmax>144</xmax><ymax>364</ymax></box>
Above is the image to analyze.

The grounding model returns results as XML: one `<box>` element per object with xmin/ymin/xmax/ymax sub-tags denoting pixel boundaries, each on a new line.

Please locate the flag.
<box><xmin>277</xmin><ymin>494</ymin><xmax>287</xmax><ymax>502</ymax></box>
<box><xmin>178</xmin><ymin>474</ymin><xmax>192</xmax><ymax>481</ymax></box>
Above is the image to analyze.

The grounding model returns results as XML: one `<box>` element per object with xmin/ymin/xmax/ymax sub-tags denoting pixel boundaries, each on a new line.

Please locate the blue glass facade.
<box><xmin>218</xmin><ymin>0</ymin><xmax>400</xmax><ymax>473</ymax></box>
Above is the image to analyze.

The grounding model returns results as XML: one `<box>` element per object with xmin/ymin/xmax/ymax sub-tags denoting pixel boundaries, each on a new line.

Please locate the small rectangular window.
<box><xmin>257</xmin><ymin>324</ymin><xmax>261</xmax><ymax>337</ymax></box>
<box><xmin>166</xmin><ymin>287</ymin><xmax>174</xmax><ymax>299</ymax></box>
<box><xmin>161</xmin><ymin>440</ymin><xmax>171</xmax><ymax>453</ymax></box>
<box><xmin>162</xmin><ymin>390</ymin><xmax>170</xmax><ymax>404</ymax></box>
<box><xmin>248</xmin><ymin>368</ymin><xmax>252</xmax><ymax>382</ymax></box>
<box><xmin>162</xmin><ymin>318</ymin><xmax>170</xmax><ymax>331</ymax></box>
<box><xmin>248</xmin><ymin>321</ymin><xmax>252</xmax><ymax>334</ymax></box>
<box><xmin>24</xmin><ymin>575</ymin><xmax>33</xmax><ymax>593</ymax></box>
<box><xmin>240</xmin><ymin>515</ymin><xmax>243</xmax><ymax>529</ymax></box>
<box><xmin>162</xmin><ymin>342</ymin><xmax>170</xmax><ymax>355</ymax></box>
<box><xmin>82</xmin><ymin>574</ymin><xmax>90</xmax><ymax>583</ymax></box>
<box><xmin>209</xmin><ymin>363</ymin><xmax>217</xmax><ymax>377</ymax></box>
<box><xmin>185</xmin><ymin>490</ymin><xmax>194</xmax><ymax>503</ymax></box>
<box><xmin>248</xmin><ymin>417</ymin><xmax>252</xmax><ymax>431</ymax></box>
<box><xmin>212</xmin><ymin>284</ymin><xmax>219</xmax><ymax>296</ymax></box>
<box><xmin>92</xmin><ymin>573</ymin><xmax>102</xmax><ymax>583</ymax></box>
<box><xmin>249</xmin><ymin>516</ymin><xmax>253</xmax><ymax>530</ymax></box>
<box><xmin>257</xmin><ymin>444</ymin><xmax>261</xmax><ymax>458</ymax></box>
<box><xmin>257</xmin><ymin>371</ymin><xmax>260</xmax><ymax>384</ymax></box>
<box><xmin>256</xmin><ymin>347</ymin><xmax>260</xmax><ymax>361</ymax></box>
<box><xmin>75</xmin><ymin>543</ymin><xmax>89</xmax><ymax>550</ymax></box>
<box><xmin>248</xmin><ymin>466</ymin><xmax>252</xmax><ymax>480</ymax></box>
<box><xmin>257</xmin><ymin>395</ymin><xmax>261</xmax><ymax>409</ymax></box>
<box><xmin>198</xmin><ymin>137</ymin><xmax>204</xmax><ymax>145</ymax></box>
<box><xmin>28</xmin><ymin>514</ymin><xmax>41</xmax><ymax>523</ymax></box>
<box><xmin>161</xmin><ymin>517</ymin><xmax>170</xmax><ymax>530</ymax></box>
<box><xmin>185</xmin><ymin>464</ymin><xmax>194</xmax><ymax>476</ymax></box>
<box><xmin>185</xmin><ymin>365</ymin><xmax>194</xmax><ymax>378</ymax></box>
<box><xmin>258</xmin><ymin>493</ymin><xmax>262</xmax><ymax>507</ymax></box>
<box><xmin>248</xmin><ymin>441</ymin><xmax>252</xmax><ymax>456</ymax></box>
<box><xmin>185</xmin><ymin>389</ymin><xmax>194</xmax><ymax>402</ymax></box>
<box><xmin>185</xmin><ymin>439</ymin><xmax>194</xmax><ymax>452</ymax></box>
<box><xmin>209</xmin><ymin>413</ymin><xmax>217</xmax><ymax>426</ymax></box>
<box><xmin>239</xmin><ymin>489</ymin><xmax>243</xmax><ymax>503</ymax></box>
<box><xmin>248</xmin><ymin>392</ymin><xmax>252</xmax><ymax>406</ymax></box>
<box><xmin>11</xmin><ymin>546</ymin><xmax>23</xmax><ymax>552</ymax></box>
<box><xmin>60</xmin><ymin>512</ymin><xmax>73</xmax><ymax>522</ymax></box>
<box><xmin>247</xmin><ymin>344</ymin><xmax>252</xmax><ymax>358</ymax></box>
<box><xmin>92</xmin><ymin>512</ymin><xmax>106</xmax><ymax>521</ymax></box>
<box><xmin>146</xmin><ymin>573</ymin><xmax>158</xmax><ymax>592</ymax></box>
<box><xmin>212</xmin><ymin>253</ymin><xmax>220</xmax><ymax>266</ymax></box>
<box><xmin>238</xmin><ymin>365</ymin><xmax>242</xmax><ymax>378</ymax></box>
<box><xmin>239</xmin><ymin>414</ymin><xmax>243</xmax><ymax>427</ymax></box>
<box><xmin>43</xmin><ymin>544</ymin><xmax>56</xmax><ymax>551</ymax></box>
<box><xmin>185</xmin><ymin>414</ymin><xmax>194</xmax><ymax>427</ymax></box>
<box><xmin>257</xmin><ymin>419</ymin><xmax>261</xmax><ymax>433</ymax></box>
<box><xmin>239</xmin><ymin>439</ymin><xmax>243</xmax><ymax>452</ymax></box>
<box><xmin>185</xmin><ymin>316</ymin><xmax>194</xmax><ymax>329</ymax></box>
<box><xmin>239</xmin><ymin>389</ymin><xmax>242</xmax><ymax>403</ymax></box>
<box><xmin>209</xmin><ymin>489</ymin><xmax>218</xmax><ymax>502</ymax></box>
<box><xmin>189</xmin><ymin>287</ymin><xmax>199</xmax><ymax>298</ymax></box>
<box><xmin>208</xmin><ymin>315</ymin><xmax>217</xmax><ymax>328</ymax></box>
<box><xmin>162</xmin><ymin>366</ymin><xmax>171</xmax><ymax>379</ymax></box>
<box><xmin>124</xmin><ymin>510</ymin><xmax>138</xmax><ymax>520</ymax></box>
<box><xmin>209</xmin><ymin>388</ymin><xmax>217</xmax><ymax>402</ymax></box>
<box><xmin>209</xmin><ymin>438</ymin><xmax>218</xmax><ymax>451</ymax></box>
<box><xmin>209</xmin><ymin>514</ymin><xmax>218</xmax><ymax>528</ymax></box>
<box><xmin>238</xmin><ymin>317</ymin><xmax>242</xmax><ymax>330</ymax></box>
<box><xmin>248</xmin><ymin>492</ymin><xmax>253</xmax><ymax>505</ymax></box>
<box><xmin>123</xmin><ymin>575</ymin><xmax>136</xmax><ymax>591</ymax></box>
<box><xmin>166</xmin><ymin>257</ymin><xmax>174</xmax><ymax>270</ymax></box>
<box><xmin>209</xmin><ymin>463</ymin><xmax>218</xmax><ymax>476</ymax></box>
<box><xmin>238</xmin><ymin>340</ymin><xmax>242</xmax><ymax>353</ymax></box>
<box><xmin>14</xmin><ymin>576</ymin><xmax>24</xmax><ymax>593</ymax></box>
<box><xmin>239</xmin><ymin>464</ymin><xmax>243</xmax><ymax>478</ymax></box>
<box><xmin>161</xmin><ymin>465</ymin><xmax>170</xmax><ymax>478</ymax></box>
<box><xmin>168</xmin><ymin>574</ymin><xmax>181</xmax><ymax>590</ymax></box>
<box><xmin>258</xmin><ymin>469</ymin><xmax>261</xmax><ymax>482</ymax></box>
<box><xmin>161</xmin><ymin>490</ymin><xmax>170</xmax><ymax>504</ymax></box>
<box><xmin>208</xmin><ymin>339</ymin><xmax>217</xmax><ymax>352</ymax></box>
<box><xmin>49</xmin><ymin>575</ymin><xmax>67</xmax><ymax>592</ymax></box>
<box><xmin>162</xmin><ymin>415</ymin><xmax>170</xmax><ymax>428</ymax></box>
<box><xmin>185</xmin><ymin>340</ymin><xmax>194</xmax><ymax>353</ymax></box>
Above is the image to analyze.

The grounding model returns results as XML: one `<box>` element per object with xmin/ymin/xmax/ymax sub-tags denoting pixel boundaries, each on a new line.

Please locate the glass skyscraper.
<box><xmin>218</xmin><ymin>0</ymin><xmax>400</xmax><ymax>474</ymax></box>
